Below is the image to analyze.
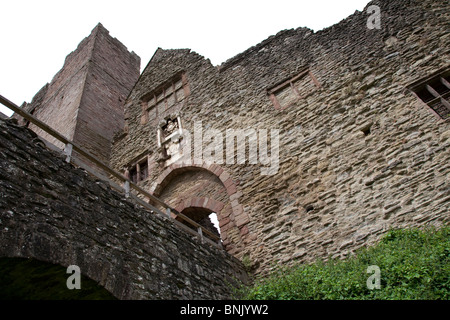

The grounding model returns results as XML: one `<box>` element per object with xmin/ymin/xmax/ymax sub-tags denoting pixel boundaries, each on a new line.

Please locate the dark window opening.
<box><xmin>409</xmin><ymin>71</ymin><xmax>450</xmax><ymax>120</ymax></box>
<box><xmin>139</xmin><ymin>161</ymin><xmax>148</xmax><ymax>181</ymax></box>
<box><xmin>129</xmin><ymin>167</ymin><xmax>138</xmax><ymax>184</ymax></box>
<box><xmin>416</xmin><ymin>87</ymin><xmax>435</xmax><ymax>103</ymax></box>
<box><xmin>128</xmin><ymin>157</ymin><xmax>149</xmax><ymax>184</ymax></box>
<box><xmin>433</xmin><ymin>79</ymin><xmax>449</xmax><ymax>96</ymax></box>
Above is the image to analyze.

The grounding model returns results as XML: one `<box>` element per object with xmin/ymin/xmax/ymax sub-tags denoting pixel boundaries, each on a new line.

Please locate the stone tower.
<box><xmin>16</xmin><ymin>23</ymin><xmax>140</xmax><ymax>165</ymax></box>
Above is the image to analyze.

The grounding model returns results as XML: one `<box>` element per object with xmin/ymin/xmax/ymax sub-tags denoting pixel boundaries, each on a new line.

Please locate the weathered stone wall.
<box><xmin>111</xmin><ymin>48</ymin><xmax>252</xmax><ymax>257</ymax></box>
<box><xmin>0</xmin><ymin>118</ymin><xmax>248</xmax><ymax>299</ymax></box>
<box><xmin>111</xmin><ymin>0</ymin><xmax>449</xmax><ymax>275</ymax></box>
<box><xmin>0</xmin><ymin>111</ymin><xmax>8</xmax><ymax>120</ymax></box>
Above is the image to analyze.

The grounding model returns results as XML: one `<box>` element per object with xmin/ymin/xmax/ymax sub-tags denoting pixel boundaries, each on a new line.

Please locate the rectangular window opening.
<box><xmin>267</xmin><ymin>69</ymin><xmax>320</xmax><ymax>110</ymax></box>
<box><xmin>140</xmin><ymin>72</ymin><xmax>189</xmax><ymax>124</ymax></box>
<box><xmin>127</xmin><ymin>156</ymin><xmax>150</xmax><ymax>185</ymax></box>
<box><xmin>408</xmin><ymin>69</ymin><xmax>450</xmax><ymax>121</ymax></box>
<box><xmin>129</xmin><ymin>167</ymin><xmax>138</xmax><ymax>184</ymax></box>
<box><xmin>139</xmin><ymin>161</ymin><xmax>149</xmax><ymax>181</ymax></box>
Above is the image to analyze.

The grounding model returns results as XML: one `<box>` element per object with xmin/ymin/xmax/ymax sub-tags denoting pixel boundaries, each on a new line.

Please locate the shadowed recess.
<box><xmin>0</xmin><ymin>257</ymin><xmax>116</xmax><ymax>300</ymax></box>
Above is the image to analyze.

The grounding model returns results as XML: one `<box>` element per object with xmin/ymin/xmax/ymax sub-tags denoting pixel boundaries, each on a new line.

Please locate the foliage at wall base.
<box><xmin>237</xmin><ymin>226</ymin><xmax>450</xmax><ymax>300</ymax></box>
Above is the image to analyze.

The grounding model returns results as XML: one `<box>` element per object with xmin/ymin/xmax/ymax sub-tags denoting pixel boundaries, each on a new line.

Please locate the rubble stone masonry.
<box><xmin>111</xmin><ymin>0</ymin><xmax>449</xmax><ymax>275</ymax></box>
<box><xmin>0</xmin><ymin>118</ymin><xmax>248</xmax><ymax>299</ymax></box>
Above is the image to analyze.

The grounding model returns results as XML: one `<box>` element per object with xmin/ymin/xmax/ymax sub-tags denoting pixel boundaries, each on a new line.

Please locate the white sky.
<box><xmin>0</xmin><ymin>0</ymin><xmax>370</xmax><ymax>117</ymax></box>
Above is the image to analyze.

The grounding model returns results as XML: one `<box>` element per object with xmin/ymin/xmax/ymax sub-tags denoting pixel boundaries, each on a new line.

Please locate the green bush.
<box><xmin>238</xmin><ymin>226</ymin><xmax>450</xmax><ymax>300</ymax></box>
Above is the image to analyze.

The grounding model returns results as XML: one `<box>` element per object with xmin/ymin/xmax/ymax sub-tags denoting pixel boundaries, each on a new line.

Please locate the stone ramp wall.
<box><xmin>110</xmin><ymin>0</ymin><xmax>450</xmax><ymax>276</ymax></box>
<box><xmin>0</xmin><ymin>118</ymin><xmax>248</xmax><ymax>299</ymax></box>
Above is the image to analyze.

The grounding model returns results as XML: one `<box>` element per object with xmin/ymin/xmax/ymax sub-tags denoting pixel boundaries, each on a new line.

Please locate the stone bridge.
<box><xmin>0</xmin><ymin>118</ymin><xmax>248</xmax><ymax>299</ymax></box>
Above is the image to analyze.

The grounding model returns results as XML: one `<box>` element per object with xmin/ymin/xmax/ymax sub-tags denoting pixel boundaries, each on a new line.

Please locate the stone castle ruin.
<box><xmin>1</xmin><ymin>0</ymin><xmax>449</xmax><ymax>298</ymax></box>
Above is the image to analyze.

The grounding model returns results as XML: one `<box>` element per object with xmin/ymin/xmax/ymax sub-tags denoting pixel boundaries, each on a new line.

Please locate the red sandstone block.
<box><xmin>223</xmin><ymin>178</ymin><xmax>234</xmax><ymax>188</ymax></box>
<box><xmin>226</xmin><ymin>184</ymin><xmax>237</xmax><ymax>195</ymax></box>
<box><xmin>194</xmin><ymin>197</ymin><xmax>204</xmax><ymax>207</ymax></box>
<box><xmin>172</xmin><ymin>163</ymin><xmax>181</xmax><ymax>170</ymax></box>
<box><xmin>220</xmin><ymin>229</ymin><xmax>228</xmax><ymax>244</ymax></box>
<box><xmin>214</xmin><ymin>202</ymin><xmax>225</xmax><ymax>213</ymax></box>
<box><xmin>235</xmin><ymin>213</ymin><xmax>249</xmax><ymax>227</ymax></box>
<box><xmin>219</xmin><ymin>170</ymin><xmax>230</xmax><ymax>182</ymax></box>
<box><xmin>219</xmin><ymin>217</ymin><xmax>231</xmax><ymax>227</ymax></box>
<box><xmin>205</xmin><ymin>198</ymin><xmax>215</xmax><ymax>209</ymax></box>
<box><xmin>207</xmin><ymin>199</ymin><xmax>222</xmax><ymax>213</ymax></box>
<box><xmin>239</xmin><ymin>225</ymin><xmax>249</xmax><ymax>236</ymax></box>
<box><xmin>208</xmin><ymin>201</ymin><xmax>217</xmax><ymax>209</ymax></box>
<box><xmin>230</xmin><ymin>191</ymin><xmax>242</xmax><ymax>202</ymax></box>
<box><xmin>220</xmin><ymin>225</ymin><xmax>230</xmax><ymax>234</ymax></box>
<box><xmin>199</xmin><ymin>197</ymin><xmax>207</xmax><ymax>207</ymax></box>
<box><xmin>211</xmin><ymin>164</ymin><xmax>223</xmax><ymax>176</ymax></box>
<box><xmin>215</xmin><ymin>167</ymin><xmax>224</xmax><ymax>177</ymax></box>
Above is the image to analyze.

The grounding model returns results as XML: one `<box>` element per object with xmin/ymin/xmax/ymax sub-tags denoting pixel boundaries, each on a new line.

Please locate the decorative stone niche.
<box><xmin>156</xmin><ymin>115</ymin><xmax>184</xmax><ymax>166</ymax></box>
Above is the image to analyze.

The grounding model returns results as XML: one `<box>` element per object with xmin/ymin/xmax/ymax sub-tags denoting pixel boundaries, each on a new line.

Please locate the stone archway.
<box><xmin>0</xmin><ymin>118</ymin><xmax>249</xmax><ymax>299</ymax></box>
<box><xmin>181</xmin><ymin>206</ymin><xmax>220</xmax><ymax>240</ymax></box>
<box><xmin>173</xmin><ymin>196</ymin><xmax>228</xmax><ymax>241</ymax></box>
<box><xmin>151</xmin><ymin>163</ymin><xmax>250</xmax><ymax>255</ymax></box>
<box><xmin>0</xmin><ymin>257</ymin><xmax>116</xmax><ymax>299</ymax></box>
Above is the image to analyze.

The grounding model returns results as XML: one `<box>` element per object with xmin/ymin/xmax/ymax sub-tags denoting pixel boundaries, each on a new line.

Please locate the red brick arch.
<box><xmin>151</xmin><ymin>163</ymin><xmax>238</xmax><ymax>198</ymax></box>
<box><xmin>150</xmin><ymin>163</ymin><xmax>250</xmax><ymax>254</ymax></box>
<box><xmin>174</xmin><ymin>197</ymin><xmax>226</xmax><ymax>215</ymax></box>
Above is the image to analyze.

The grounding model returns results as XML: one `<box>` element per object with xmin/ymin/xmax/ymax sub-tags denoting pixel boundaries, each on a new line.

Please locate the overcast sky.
<box><xmin>0</xmin><ymin>0</ymin><xmax>370</xmax><ymax>117</ymax></box>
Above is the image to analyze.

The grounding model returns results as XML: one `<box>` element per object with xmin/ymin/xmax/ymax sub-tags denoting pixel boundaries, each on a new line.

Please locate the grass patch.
<box><xmin>237</xmin><ymin>226</ymin><xmax>450</xmax><ymax>300</ymax></box>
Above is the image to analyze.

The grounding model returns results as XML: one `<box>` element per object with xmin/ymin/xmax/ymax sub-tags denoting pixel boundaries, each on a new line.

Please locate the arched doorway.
<box><xmin>151</xmin><ymin>163</ymin><xmax>250</xmax><ymax>255</ymax></box>
<box><xmin>179</xmin><ymin>206</ymin><xmax>221</xmax><ymax>241</ymax></box>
